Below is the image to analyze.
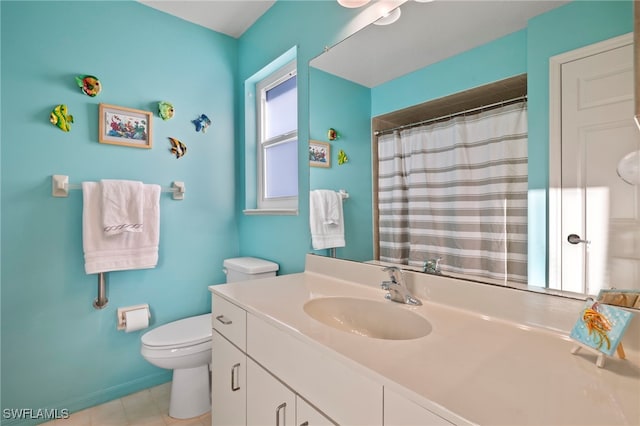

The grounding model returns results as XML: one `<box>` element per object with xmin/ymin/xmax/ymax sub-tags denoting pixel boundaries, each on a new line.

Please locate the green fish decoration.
<box><xmin>50</xmin><ymin>104</ymin><xmax>74</xmax><ymax>132</ymax></box>
<box><xmin>158</xmin><ymin>101</ymin><xmax>175</xmax><ymax>120</ymax></box>
<box><xmin>75</xmin><ymin>75</ymin><xmax>101</xmax><ymax>97</ymax></box>
<box><xmin>338</xmin><ymin>149</ymin><xmax>349</xmax><ymax>165</ymax></box>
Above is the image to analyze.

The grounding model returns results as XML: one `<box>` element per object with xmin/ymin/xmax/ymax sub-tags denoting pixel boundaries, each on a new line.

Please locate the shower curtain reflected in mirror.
<box><xmin>377</xmin><ymin>101</ymin><xmax>529</xmax><ymax>284</ymax></box>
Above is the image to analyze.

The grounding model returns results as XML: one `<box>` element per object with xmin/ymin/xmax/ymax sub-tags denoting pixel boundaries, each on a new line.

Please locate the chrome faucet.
<box><xmin>423</xmin><ymin>257</ymin><xmax>442</xmax><ymax>275</ymax></box>
<box><xmin>381</xmin><ymin>266</ymin><xmax>422</xmax><ymax>306</ymax></box>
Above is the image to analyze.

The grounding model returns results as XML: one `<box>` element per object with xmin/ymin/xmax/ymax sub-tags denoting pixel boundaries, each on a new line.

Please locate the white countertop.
<box><xmin>210</xmin><ymin>255</ymin><xmax>640</xmax><ymax>425</ymax></box>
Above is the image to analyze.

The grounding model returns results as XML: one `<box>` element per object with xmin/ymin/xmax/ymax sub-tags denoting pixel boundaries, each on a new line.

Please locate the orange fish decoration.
<box><xmin>582</xmin><ymin>302</ymin><xmax>612</xmax><ymax>351</ymax></box>
<box><xmin>168</xmin><ymin>137</ymin><xmax>187</xmax><ymax>159</ymax></box>
<box><xmin>75</xmin><ymin>75</ymin><xmax>101</xmax><ymax>97</ymax></box>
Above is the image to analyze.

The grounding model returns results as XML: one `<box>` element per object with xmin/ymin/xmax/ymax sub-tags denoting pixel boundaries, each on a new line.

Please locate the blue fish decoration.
<box><xmin>192</xmin><ymin>114</ymin><xmax>211</xmax><ymax>133</ymax></box>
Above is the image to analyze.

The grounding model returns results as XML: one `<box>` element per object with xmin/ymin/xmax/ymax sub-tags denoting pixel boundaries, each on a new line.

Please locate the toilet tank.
<box><xmin>223</xmin><ymin>257</ymin><xmax>279</xmax><ymax>283</ymax></box>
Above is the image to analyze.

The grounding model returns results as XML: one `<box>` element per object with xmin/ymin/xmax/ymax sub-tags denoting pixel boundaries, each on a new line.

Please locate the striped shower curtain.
<box><xmin>377</xmin><ymin>102</ymin><xmax>528</xmax><ymax>284</ymax></box>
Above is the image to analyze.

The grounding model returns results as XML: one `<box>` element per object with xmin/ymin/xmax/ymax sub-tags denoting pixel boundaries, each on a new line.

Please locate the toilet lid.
<box><xmin>142</xmin><ymin>313</ymin><xmax>211</xmax><ymax>348</ymax></box>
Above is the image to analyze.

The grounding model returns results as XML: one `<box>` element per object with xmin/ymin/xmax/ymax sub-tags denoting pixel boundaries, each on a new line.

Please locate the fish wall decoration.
<box><xmin>192</xmin><ymin>114</ymin><xmax>211</xmax><ymax>133</ymax></box>
<box><xmin>338</xmin><ymin>149</ymin><xmax>349</xmax><ymax>165</ymax></box>
<box><xmin>75</xmin><ymin>75</ymin><xmax>101</xmax><ymax>97</ymax></box>
<box><xmin>50</xmin><ymin>104</ymin><xmax>74</xmax><ymax>132</ymax></box>
<box><xmin>168</xmin><ymin>137</ymin><xmax>187</xmax><ymax>159</ymax></box>
<box><xmin>158</xmin><ymin>101</ymin><xmax>175</xmax><ymax>120</ymax></box>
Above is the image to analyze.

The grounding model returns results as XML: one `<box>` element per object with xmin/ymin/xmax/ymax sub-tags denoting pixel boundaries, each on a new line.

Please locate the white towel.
<box><xmin>82</xmin><ymin>181</ymin><xmax>161</xmax><ymax>274</ymax></box>
<box><xmin>101</xmin><ymin>179</ymin><xmax>144</xmax><ymax>235</ymax></box>
<box><xmin>309</xmin><ymin>190</ymin><xmax>345</xmax><ymax>250</ymax></box>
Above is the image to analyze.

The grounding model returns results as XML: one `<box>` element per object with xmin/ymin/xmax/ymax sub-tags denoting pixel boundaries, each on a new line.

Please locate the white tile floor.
<box><xmin>42</xmin><ymin>383</ymin><xmax>211</xmax><ymax>426</ymax></box>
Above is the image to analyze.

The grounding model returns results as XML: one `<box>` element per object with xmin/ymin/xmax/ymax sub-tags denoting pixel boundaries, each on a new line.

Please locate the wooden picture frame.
<box><xmin>98</xmin><ymin>104</ymin><xmax>153</xmax><ymax>149</ymax></box>
<box><xmin>309</xmin><ymin>140</ymin><xmax>331</xmax><ymax>168</ymax></box>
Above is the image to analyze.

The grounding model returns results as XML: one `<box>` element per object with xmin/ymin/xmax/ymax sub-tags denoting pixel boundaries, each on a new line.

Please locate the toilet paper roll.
<box><xmin>124</xmin><ymin>308</ymin><xmax>149</xmax><ymax>332</ymax></box>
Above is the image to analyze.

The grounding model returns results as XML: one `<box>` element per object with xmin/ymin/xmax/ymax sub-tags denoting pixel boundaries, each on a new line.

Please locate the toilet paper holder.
<box><xmin>117</xmin><ymin>304</ymin><xmax>151</xmax><ymax>331</ymax></box>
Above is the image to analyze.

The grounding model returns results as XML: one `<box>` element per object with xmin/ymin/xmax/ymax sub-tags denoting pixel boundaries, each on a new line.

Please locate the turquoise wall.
<box><xmin>1</xmin><ymin>1</ymin><xmax>238</xmax><ymax>422</ymax></box>
<box><xmin>309</xmin><ymin>68</ymin><xmax>373</xmax><ymax>261</ymax></box>
<box><xmin>371</xmin><ymin>29</ymin><xmax>527</xmax><ymax>117</ymax></box>
<box><xmin>0</xmin><ymin>0</ymin><xmax>634</xmax><ymax>422</ymax></box>
<box><xmin>236</xmin><ymin>1</ymin><xmax>370</xmax><ymax>273</ymax></box>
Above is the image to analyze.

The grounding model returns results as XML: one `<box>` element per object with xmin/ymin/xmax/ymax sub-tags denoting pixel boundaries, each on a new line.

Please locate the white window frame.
<box><xmin>255</xmin><ymin>60</ymin><xmax>298</xmax><ymax>212</ymax></box>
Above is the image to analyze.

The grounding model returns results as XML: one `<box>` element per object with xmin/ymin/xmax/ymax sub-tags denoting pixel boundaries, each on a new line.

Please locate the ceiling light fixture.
<box><xmin>337</xmin><ymin>0</ymin><xmax>371</xmax><ymax>8</ymax></box>
<box><xmin>373</xmin><ymin>7</ymin><xmax>401</xmax><ymax>25</ymax></box>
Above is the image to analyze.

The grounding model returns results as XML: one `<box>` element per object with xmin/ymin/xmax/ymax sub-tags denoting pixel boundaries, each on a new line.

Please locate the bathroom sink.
<box><xmin>303</xmin><ymin>297</ymin><xmax>432</xmax><ymax>340</ymax></box>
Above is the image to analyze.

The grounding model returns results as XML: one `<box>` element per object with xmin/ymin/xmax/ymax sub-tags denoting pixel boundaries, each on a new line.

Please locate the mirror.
<box><xmin>309</xmin><ymin>0</ymin><xmax>638</xmax><ymax>299</ymax></box>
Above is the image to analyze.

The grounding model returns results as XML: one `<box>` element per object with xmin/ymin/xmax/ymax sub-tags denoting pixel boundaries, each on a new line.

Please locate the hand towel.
<box><xmin>82</xmin><ymin>181</ymin><xmax>161</xmax><ymax>274</ymax></box>
<box><xmin>101</xmin><ymin>179</ymin><xmax>144</xmax><ymax>235</ymax></box>
<box><xmin>309</xmin><ymin>190</ymin><xmax>345</xmax><ymax>250</ymax></box>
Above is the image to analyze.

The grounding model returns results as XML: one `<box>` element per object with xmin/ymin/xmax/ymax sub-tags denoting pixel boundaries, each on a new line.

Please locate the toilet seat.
<box><xmin>142</xmin><ymin>313</ymin><xmax>211</xmax><ymax>349</ymax></box>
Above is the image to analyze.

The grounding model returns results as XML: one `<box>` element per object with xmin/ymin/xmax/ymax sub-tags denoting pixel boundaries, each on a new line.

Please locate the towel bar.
<box><xmin>51</xmin><ymin>175</ymin><xmax>185</xmax><ymax>200</ymax></box>
<box><xmin>94</xmin><ymin>272</ymin><xmax>108</xmax><ymax>309</ymax></box>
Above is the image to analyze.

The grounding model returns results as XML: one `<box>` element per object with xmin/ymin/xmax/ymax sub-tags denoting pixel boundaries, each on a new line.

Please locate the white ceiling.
<box><xmin>139</xmin><ymin>0</ymin><xmax>276</xmax><ymax>38</ymax></box>
<box><xmin>138</xmin><ymin>1</ymin><xmax>568</xmax><ymax>87</ymax></box>
<box><xmin>311</xmin><ymin>0</ymin><xmax>568</xmax><ymax>88</ymax></box>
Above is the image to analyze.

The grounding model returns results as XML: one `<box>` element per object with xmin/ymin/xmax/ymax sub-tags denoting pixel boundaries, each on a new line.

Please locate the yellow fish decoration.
<box><xmin>50</xmin><ymin>104</ymin><xmax>74</xmax><ymax>132</ymax></box>
<box><xmin>168</xmin><ymin>137</ymin><xmax>187</xmax><ymax>159</ymax></box>
<box><xmin>338</xmin><ymin>149</ymin><xmax>348</xmax><ymax>165</ymax></box>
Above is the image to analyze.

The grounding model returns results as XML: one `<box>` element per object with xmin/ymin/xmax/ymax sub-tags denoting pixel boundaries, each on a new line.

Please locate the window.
<box><xmin>255</xmin><ymin>60</ymin><xmax>298</xmax><ymax>211</ymax></box>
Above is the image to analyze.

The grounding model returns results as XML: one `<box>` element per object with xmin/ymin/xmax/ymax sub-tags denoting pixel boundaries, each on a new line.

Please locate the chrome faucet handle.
<box><xmin>423</xmin><ymin>257</ymin><xmax>442</xmax><ymax>274</ymax></box>
<box><xmin>380</xmin><ymin>267</ymin><xmax>422</xmax><ymax>305</ymax></box>
<box><xmin>382</xmin><ymin>266</ymin><xmax>402</xmax><ymax>284</ymax></box>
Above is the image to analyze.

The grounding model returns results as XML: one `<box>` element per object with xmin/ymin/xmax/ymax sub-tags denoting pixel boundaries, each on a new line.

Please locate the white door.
<box><xmin>550</xmin><ymin>33</ymin><xmax>639</xmax><ymax>295</ymax></box>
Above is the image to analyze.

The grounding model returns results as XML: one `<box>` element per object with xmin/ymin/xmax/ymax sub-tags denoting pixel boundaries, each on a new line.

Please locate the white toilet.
<box><xmin>140</xmin><ymin>257</ymin><xmax>279</xmax><ymax>419</ymax></box>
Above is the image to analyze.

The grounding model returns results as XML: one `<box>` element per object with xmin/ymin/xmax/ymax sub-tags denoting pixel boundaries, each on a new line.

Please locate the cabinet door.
<box><xmin>247</xmin><ymin>358</ymin><xmax>296</xmax><ymax>426</ymax></box>
<box><xmin>212</xmin><ymin>331</ymin><xmax>246</xmax><ymax>426</ymax></box>
<box><xmin>384</xmin><ymin>388</ymin><xmax>453</xmax><ymax>426</ymax></box>
<box><xmin>296</xmin><ymin>397</ymin><xmax>335</xmax><ymax>426</ymax></box>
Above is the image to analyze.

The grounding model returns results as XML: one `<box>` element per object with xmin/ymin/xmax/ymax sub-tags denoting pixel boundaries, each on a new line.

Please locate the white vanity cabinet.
<box><xmin>296</xmin><ymin>397</ymin><xmax>334</xmax><ymax>426</ymax></box>
<box><xmin>212</xmin><ymin>293</ymin><xmax>336</xmax><ymax>426</ymax></box>
<box><xmin>212</xmin><ymin>291</ymin><xmax>448</xmax><ymax>426</ymax></box>
<box><xmin>384</xmin><ymin>387</ymin><xmax>453</xmax><ymax>426</ymax></box>
<box><xmin>211</xmin><ymin>330</ymin><xmax>246</xmax><ymax>426</ymax></box>
<box><xmin>212</xmin><ymin>293</ymin><xmax>249</xmax><ymax>425</ymax></box>
<box><xmin>246</xmin><ymin>312</ymin><xmax>383</xmax><ymax>425</ymax></box>
<box><xmin>246</xmin><ymin>358</ymin><xmax>296</xmax><ymax>425</ymax></box>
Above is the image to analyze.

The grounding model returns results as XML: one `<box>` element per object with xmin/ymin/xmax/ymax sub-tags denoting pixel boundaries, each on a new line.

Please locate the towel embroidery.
<box><xmin>104</xmin><ymin>223</ymin><xmax>143</xmax><ymax>233</ymax></box>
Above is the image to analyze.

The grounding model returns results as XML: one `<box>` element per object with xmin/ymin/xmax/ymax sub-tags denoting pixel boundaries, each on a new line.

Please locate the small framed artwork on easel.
<box><xmin>569</xmin><ymin>299</ymin><xmax>634</xmax><ymax>368</ymax></box>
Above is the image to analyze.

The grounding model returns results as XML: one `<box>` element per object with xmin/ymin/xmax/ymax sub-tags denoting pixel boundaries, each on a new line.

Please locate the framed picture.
<box><xmin>309</xmin><ymin>140</ymin><xmax>331</xmax><ymax>168</ymax></box>
<box><xmin>98</xmin><ymin>104</ymin><xmax>153</xmax><ymax>148</ymax></box>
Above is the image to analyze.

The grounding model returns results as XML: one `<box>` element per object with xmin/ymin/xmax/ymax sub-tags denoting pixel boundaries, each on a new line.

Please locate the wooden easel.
<box><xmin>571</xmin><ymin>341</ymin><xmax>626</xmax><ymax>368</ymax></box>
